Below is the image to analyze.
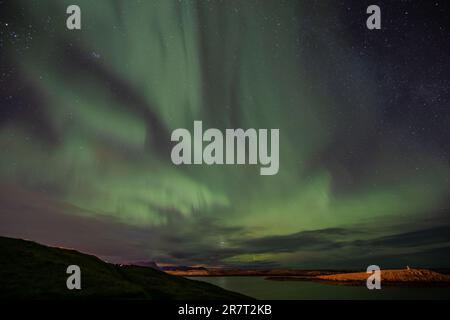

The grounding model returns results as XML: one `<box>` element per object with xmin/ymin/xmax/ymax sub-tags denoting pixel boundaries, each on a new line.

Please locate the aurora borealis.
<box><xmin>1</xmin><ymin>0</ymin><xmax>449</xmax><ymax>268</ymax></box>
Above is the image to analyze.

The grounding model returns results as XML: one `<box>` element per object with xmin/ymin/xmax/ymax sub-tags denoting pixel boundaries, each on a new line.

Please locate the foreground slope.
<box><xmin>0</xmin><ymin>236</ymin><xmax>250</xmax><ymax>299</ymax></box>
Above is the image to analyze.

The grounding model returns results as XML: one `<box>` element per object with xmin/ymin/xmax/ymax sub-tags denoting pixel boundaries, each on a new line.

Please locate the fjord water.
<box><xmin>190</xmin><ymin>277</ymin><xmax>450</xmax><ymax>300</ymax></box>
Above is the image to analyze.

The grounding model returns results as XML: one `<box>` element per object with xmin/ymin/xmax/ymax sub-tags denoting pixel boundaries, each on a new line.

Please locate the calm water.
<box><xmin>190</xmin><ymin>276</ymin><xmax>450</xmax><ymax>300</ymax></box>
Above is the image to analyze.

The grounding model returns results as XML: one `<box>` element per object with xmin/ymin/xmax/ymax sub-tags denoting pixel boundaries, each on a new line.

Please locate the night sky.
<box><xmin>1</xmin><ymin>0</ymin><xmax>449</xmax><ymax>269</ymax></box>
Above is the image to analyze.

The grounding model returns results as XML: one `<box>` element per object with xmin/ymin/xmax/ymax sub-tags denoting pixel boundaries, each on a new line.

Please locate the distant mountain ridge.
<box><xmin>165</xmin><ymin>268</ymin><xmax>347</xmax><ymax>277</ymax></box>
<box><xmin>0</xmin><ymin>236</ymin><xmax>250</xmax><ymax>299</ymax></box>
<box><xmin>127</xmin><ymin>260</ymin><xmax>160</xmax><ymax>269</ymax></box>
<box><xmin>162</xmin><ymin>265</ymin><xmax>208</xmax><ymax>272</ymax></box>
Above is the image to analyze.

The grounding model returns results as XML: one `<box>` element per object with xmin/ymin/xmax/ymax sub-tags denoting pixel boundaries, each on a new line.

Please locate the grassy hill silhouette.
<box><xmin>0</xmin><ymin>236</ymin><xmax>250</xmax><ymax>299</ymax></box>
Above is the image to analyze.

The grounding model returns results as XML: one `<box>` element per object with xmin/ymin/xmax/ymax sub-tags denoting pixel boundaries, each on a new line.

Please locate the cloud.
<box><xmin>224</xmin><ymin>222</ymin><xmax>450</xmax><ymax>268</ymax></box>
<box><xmin>0</xmin><ymin>183</ymin><xmax>243</xmax><ymax>265</ymax></box>
<box><xmin>351</xmin><ymin>225</ymin><xmax>450</xmax><ymax>248</ymax></box>
<box><xmin>235</xmin><ymin>228</ymin><xmax>357</xmax><ymax>253</ymax></box>
<box><xmin>2</xmin><ymin>182</ymin><xmax>450</xmax><ymax>268</ymax></box>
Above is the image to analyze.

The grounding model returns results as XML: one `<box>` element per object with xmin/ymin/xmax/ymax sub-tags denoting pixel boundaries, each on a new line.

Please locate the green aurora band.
<box><xmin>1</xmin><ymin>0</ymin><xmax>449</xmax><ymax>266</ymax></box>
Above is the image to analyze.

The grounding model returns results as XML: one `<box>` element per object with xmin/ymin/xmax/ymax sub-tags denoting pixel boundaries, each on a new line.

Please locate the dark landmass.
<box><xmin>165</xmin><ymin>266</ymin><xmax>450</xmax><ymax>287</ymax></box>
<box><xmin>0</xmin><ymin>236</ymin><xmax>251</xmax><ymax>299</ymax></box>
<box><xmin>313</xmin><ymin>268</ymin><xmax>450</xmax><ymax>286</ymax></box>
<box><xmin>127</xmin><ymin>260</ymin><xmax>160</xmax><ymax>269</ymax></box>
<box><xmin>265</xmin><ymin>268</ymin><xmax>450</xmax><ymax>287</ymax></box>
